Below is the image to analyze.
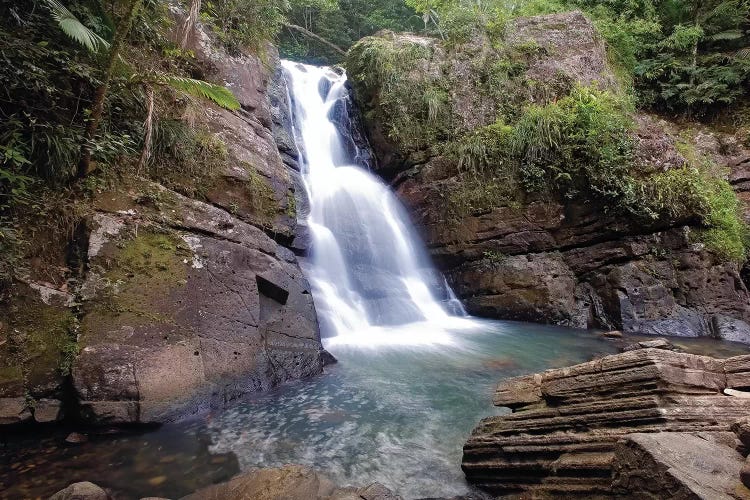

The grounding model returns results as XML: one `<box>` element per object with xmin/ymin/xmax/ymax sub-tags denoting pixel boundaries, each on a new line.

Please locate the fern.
<box><xmin>159</xmin><ymin>75</ymin><xmax>241</xmax><ymax>111</ymax></box>
<box><xmin>44</xmin><ymin>0</ymin><xmax>110</xmax><ymax>53</ymax></box>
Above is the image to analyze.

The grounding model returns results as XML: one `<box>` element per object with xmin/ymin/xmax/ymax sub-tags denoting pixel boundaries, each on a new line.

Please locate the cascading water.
<box><xmin>282</xmin><ymin>60</ymin><xmax>469</xmax><ymax>345</ymax></box>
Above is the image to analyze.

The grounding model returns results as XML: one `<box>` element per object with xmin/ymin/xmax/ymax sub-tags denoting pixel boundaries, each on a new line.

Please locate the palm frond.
<box><xmin>160</xmin><ymin>75</ymin><xmax>241</xmax><ymax>111</ymax></box>
<box><xmin>44</xmin><ymin>0</ymin><xmax>110</xmax><ymax>53</ymax></box>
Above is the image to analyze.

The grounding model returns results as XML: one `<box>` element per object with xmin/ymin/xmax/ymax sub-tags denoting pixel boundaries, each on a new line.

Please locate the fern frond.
<box><xmin>159</xmin><ymin>75</ymin><xmax>241</xmax><ymax>111</ymax></box>
<box><xmin>708</xmin><ymin>30</ymin><xmax>743</xmax><ymax>41</ymax></box>
<box><xmin>734</xmin><ymin>47</ymin><xmax>750</xmax><ymax>60</ymax></box>
<box><xmin>44</xmin><ymin>0</ymin><xmax>110</xmax><ymax>53</ymax></box>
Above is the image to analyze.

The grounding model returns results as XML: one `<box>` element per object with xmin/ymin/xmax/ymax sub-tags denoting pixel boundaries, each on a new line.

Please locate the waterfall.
<box><xmin>282</xmin><ymin>61</ymin><xmax>469</xmax><ymax>345</ymax></box>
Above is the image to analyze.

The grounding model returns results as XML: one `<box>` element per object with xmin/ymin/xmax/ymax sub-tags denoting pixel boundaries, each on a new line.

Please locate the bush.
<box><xmin>513</xmin><ymin>85</ymin><xmax>636</xmax><ymax>204</ymax></box>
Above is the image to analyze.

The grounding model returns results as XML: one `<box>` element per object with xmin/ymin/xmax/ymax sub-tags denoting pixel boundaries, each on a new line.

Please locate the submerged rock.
<box><xmin>463</xmin><ymin>348</ymin><xmax>750</xmax><ymax>497</ymax></box>
<box><xmin>49</xmin><ymin>481</ymin><xmax>109</xmax><ymax>500</ymax></box>
<box><xmin>179</xmin><ymin>464</ymin><xmax>401</xmax><ymax>500</ymax></box>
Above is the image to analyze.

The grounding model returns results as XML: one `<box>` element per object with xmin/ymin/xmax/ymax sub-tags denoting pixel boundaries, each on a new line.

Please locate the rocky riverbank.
<box><xmin>463</xmin><ymin>343</ymin><xmax>750</xmax><ymax>498</ymax></box>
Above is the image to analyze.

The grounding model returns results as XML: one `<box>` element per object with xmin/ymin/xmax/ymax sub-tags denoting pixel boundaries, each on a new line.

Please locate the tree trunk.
<box><xmin>78</xmin><ymin>0</ymin><xmax>144</xmax><ymax>178</ymax></box>
<box><xmin>136</xmin><ymin>83</ymin><xmax>154</xmax><ymax>175</ymax></box>
<box><xmin>180</xmin><ymin>0</ymin><xmax>201</xmax><ymax>49</ymax></box>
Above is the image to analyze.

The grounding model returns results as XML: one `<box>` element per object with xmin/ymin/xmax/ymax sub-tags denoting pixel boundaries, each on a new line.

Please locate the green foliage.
<box><xmin>513</xmin><ymin>86</ymin><xmax>636</xmax><ymax>204</ymax></box>
<box><xmin>348</xmin><ymin>35</ymin><xmax>451</xmax><ymax>151</ymax></box>
<box><xmin>148</xmin><ymin>120</ymin><xmax>228</xmax><ymax>198</ymax></box>
<box><xmin>639</xmin><ymin>167</ymin><xmax>749</xmax><ymax>261</ymax></box>
<box><xmin>158</xmin><ymin>75</ymin><xmax>241</xmax><ymax>110</ymax></box>
<box><xmin>202</xmin><ymin>0</ymin><xmax>288</xmax><ymax>54</ymax></box>
<box><xmin>44</xmin><ymin>0</ymin><xmax>111</xmax><ymax>52</ymax></box>
<box><xmin>281</xmin><ymin>0</ymin><xmax>422</xmax><ymax>63</ymax></box>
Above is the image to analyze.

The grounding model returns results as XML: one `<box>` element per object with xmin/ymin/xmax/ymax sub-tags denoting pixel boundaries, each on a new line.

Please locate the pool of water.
<box><xmin>1</xmin><ymin>320</ymin><xmax>747</xmax><ymax>499</ymax></box>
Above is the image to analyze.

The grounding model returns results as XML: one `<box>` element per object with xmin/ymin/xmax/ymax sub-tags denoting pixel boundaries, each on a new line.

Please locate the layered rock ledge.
<box><xmin>462</xmin><ymin>347</ymin><xmax>750</xmax><ymax>498</ymax></box>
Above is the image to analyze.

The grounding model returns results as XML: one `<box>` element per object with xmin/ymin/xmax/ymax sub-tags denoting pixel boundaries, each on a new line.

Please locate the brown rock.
<box><xmin>463</xmin><ymin>349</ymin><xmax>750</xmax><ymax>497</ymax></box>
<box><xmin>600</xmin><ymin>330</ymin><xmax>623</xmax><ymax>338</ymax></box>
<box><xmin>733</xmin><ymin>417</ymin><xmax>750</xmax><ymax>449</ymax></box>
<box><xmin>49</xmin><ymin>481</ymin><xmax>109</xmax><ymax>500</ymax></box>
<box><xmin>65</xmin><ymin>432</ymin><xmax>88</xmax><ymax>445</ymax></box>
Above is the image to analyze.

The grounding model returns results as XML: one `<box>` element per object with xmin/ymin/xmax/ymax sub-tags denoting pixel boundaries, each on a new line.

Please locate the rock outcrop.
<box><xmin>0</xmin><ymin>14</ymin><xmax>324</xmax><ymax>425</ymax></box>
<box><xmin>462</xmin><ymin>348</ymin><xmax>750</xmax><ymax>497</ymax></box>
<box><xmin>348</xmin><ymin>11</ymin><xmax>750</xmax><ymax>342</ymax></box>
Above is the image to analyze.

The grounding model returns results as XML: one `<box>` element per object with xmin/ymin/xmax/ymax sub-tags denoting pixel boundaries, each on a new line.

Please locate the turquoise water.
<box><xmin>1</xmin><ymin>320</ymin><xmax>746</xmax><ymax>499</ymax></box>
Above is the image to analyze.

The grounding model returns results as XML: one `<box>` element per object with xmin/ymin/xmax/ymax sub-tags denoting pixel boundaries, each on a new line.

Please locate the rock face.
<box><xmin>348</xmin><ymin>11</ymin><xmax>750</xmax><ymax>342</ymax></box>
<box><xmin>74</xmin><ymin>184</ymin><xmax>322</xmax><ymax>423</ymax></box>
<box><xmin>0</xmin><ymin>15</ymin><xmax>324</xmax><ymax>425</ymax></box>
<box><xmin>462</xmin><ymin>348</ymin><xmax>750</xmax><ymax>497</ymax></box>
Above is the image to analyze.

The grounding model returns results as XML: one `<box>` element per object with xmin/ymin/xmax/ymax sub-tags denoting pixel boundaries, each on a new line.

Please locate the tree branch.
<box><xmin>284</xmin><ymin>23</ymin><xmax>346</xmax><ymax>56</ymax></box>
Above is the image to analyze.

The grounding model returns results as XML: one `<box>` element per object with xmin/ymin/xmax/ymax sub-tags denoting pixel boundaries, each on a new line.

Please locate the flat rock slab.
<box><xmin>613</xmin><ymin>432</ymin><xmax>750</xmax><ymax>499</ymax></box>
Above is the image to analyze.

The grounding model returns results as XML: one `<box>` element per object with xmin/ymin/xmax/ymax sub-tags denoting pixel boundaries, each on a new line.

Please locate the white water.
<box><xmin>282</xmin><ymin>61</ymin><xmax>472</xmax><ymax>345</ymax></box>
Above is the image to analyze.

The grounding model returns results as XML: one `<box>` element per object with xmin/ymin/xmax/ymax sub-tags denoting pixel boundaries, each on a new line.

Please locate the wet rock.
<box><xmin>320</xmin><ymin>349</ymin><xmax>338</xmax><ymax>366</ymax></box>
<box><xmin>0</xmin><ymin>397</ymin><xmax>32</xmax><ymax>425</ymax></box>
<box><xmin>600</xmin><ymin>330</ymin><xmax>623</xmax><ymax>338</ymax></box>
<box><xmin>622</xmin><ymin>338</ymin><xmax>676</xmax><ymax>352</ymax></box>
<box><xmin>33</xmin><ymin>398</ymin><xmax>62</xmax><ymax>423</ymax></box>
<box><xmin>65</xmin><ymin>432</ymin><xmax>88</xmax><ymax>445</ymax></box>
<box><xmin>49</xmin><ymin>481</ymin><xmax>109</xmax><ymax>500</ymax></box>
<box><xmin>463</xmin><ymin>349</ymin><xmax>750</xmax><ymax>496</ymax></box>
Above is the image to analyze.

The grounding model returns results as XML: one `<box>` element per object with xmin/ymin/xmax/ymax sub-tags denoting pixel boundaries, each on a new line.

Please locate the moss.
<box><xmin>2</xmin><ymin>291</ymin><xmax>76</xmax><ymax>393</ymax></box>
<box><xmin>286</xmin><ymin>189</ymin><xmax>297</xmax><ymax>219</ymax></box>
<box><xmin>245</xmin><ymin>163</ymin><xmax>279</xmax><ymax>221</ymax></box>
<box><xmin>80</xmin><ymin>231</ymin><xmax>191</xmax><ymax>345</ymax></box>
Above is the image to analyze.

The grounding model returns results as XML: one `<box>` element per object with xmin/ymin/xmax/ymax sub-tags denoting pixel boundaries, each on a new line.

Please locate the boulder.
<box><xmin>74</xmin><ymin>186</ymin><xmax>324</xmax><ymax>424</ymax></box>
<box><xmin>463</xmin><ymin>349</ymin><xmax>750</xmax><ymax>497</ymax></box>
<box><xmin>49</xmin><ymin>482</ymin><xmax>109</xmax><ymax>500</ymax></box>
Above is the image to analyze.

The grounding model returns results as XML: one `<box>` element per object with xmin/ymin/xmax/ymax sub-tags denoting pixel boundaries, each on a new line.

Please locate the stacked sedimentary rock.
<box><xmin>462</xmin><ymin>348</ymin><xmax>750</xmax><ymax>497</ymax></box>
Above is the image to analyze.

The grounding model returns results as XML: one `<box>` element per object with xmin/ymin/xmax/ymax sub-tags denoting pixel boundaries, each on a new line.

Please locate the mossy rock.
<box><xmin>80</xmin><ymin>230</ymin><xmax>192</xmax><ymax>347</ymax></box>
<box><xmin>0</xmin><ymin>285</ymin><xmax>75</xmax><ymax>399</ymax></box>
